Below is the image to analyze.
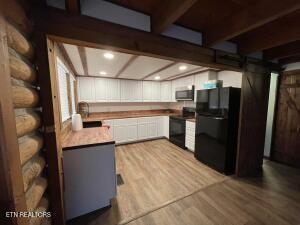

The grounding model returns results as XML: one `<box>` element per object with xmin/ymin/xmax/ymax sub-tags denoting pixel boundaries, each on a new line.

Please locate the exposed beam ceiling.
<box><xmin>167</xmin><ymin>68</ymin><xmax>217</xmax><ymax>80</ymax></box>
<box><xmin>32</xmin><ymin>6</ymin><xmax>242</xmax><ymax>71</ymax></box>
<box><xmin>164</xmin><ymin>67</ymin><xmax>201</xmax><ymax>80</ymax></box>
<box><xmin>115</xmin><ymin>55</ymin><xmax>138</xmax><ymax>78</ymax></box>
<box><xmin>56</xmin><ymin>43</ymin><xmax>77</xmax><ymax>75</ymax></box>
<box><xmin>141</xmin><ymin>62</ymin><xmax>177</xmax><ymax>80</ymax></box>
<box><xmin>77</xmin><ymin>46</ymin><xmax>88</xmax><ymax>75</ymax></box>
<box><xmin>279</xmin><ymin>55</ymin><xmax>300</xmax><ymax>65</ymax></box>
<box><xmin>65</xmin><ymin>0</ymin><xmax>80</xmax><ymax>13</ymax></box>
<box><xmin>237</xmin><ymin>11</ymin><xmax>300</xmax><ymax>54</ymax></box>
<box><xmin>204</xmin><ymin>0</ymin><xmax>300</xmax><ymax>46</ymax></box>
<box><xmin>264</xmin><ymin>41</ymin><xmax>300</xmax><ymax>60</ymax></box>
<box><xmin>151</xmin><ymin>0</ymin><xmax>197</xmax><ymax>34</ymax></box>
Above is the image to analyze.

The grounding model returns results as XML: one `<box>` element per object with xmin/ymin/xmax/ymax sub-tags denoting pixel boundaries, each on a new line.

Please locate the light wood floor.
<box><xmin>68</xmin><ymin>139</ymin><xmax>300</xmax><ymax>225</ymax></box>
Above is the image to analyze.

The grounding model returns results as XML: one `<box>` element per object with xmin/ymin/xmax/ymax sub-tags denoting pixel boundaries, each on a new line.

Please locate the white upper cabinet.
<box><xmin>121</xmin><ymin>80</ymin><xmax>142</xmax><ymax>102</ymax></box>
<box><xmin>94</xmin><ymin>77</ymin><xmax>108</xmax><ymax>102</ymax></box>
<box><xmin>78</xmin><ymin>77</ymin><xmax>95</xmax><ymax>102</ymax></box>
<box><xmin>160</xmin><ymin>81</ymin><xmax>172</xmax><ymax>102</ymax></box>
<box><xmin>152</xmin><ymin>82</ymin><xmax>161</xmax><ymax>102</ymax></box>
<box><xmin>143</xmin><ymin>81</ymin><xmax>161</xmax><ymax>102</ymax></box>
<box><xmin>142</xmin><ymin>81</ymin><xmax>153</xmax><ymax>102</ymax></box>
<box><xmin>107</xmin><ymin>79</ymin><xmax>120</xmax><ymax>102</ymax></box>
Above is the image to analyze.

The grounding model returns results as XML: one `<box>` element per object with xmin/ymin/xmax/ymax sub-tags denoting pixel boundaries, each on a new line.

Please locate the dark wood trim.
<box><xmin>31</xmin><ymin>6</ymin><xmax>242</xmax><ymax>72</ymax></box>
<box><xmin>279</xmin><ymin>55</ymin><xmax>300</xmax><ymax>66</ymax></box>
<box><xmin>141</xmin><ymin>61</ymin><xmax>177</xmax><ymax>80</ymax></box>
<box><xmin>151</xmin><ymin>0</ymin><xmax>197</xmax><ymax>34</ymax></box>
<box><xmin>237</xmin><ymin>11</ymin><xmax>300</xmax><ymax>55</ymax></box>
<box><xmin>282</xmin><ymin>68</ymin><xmax>300</xmax><ymax>76</ymax></box>
<box><xmin>264</xmin><ymin>41</ymin><xmax>300</xmax><ymax>60</ymax></box>
<box><xmin>65</xmin><ymin>0</ymin><xmax>81</xmax><ymax>14</ymax></box>
<box><xmin>77</xmin><ymin>46</ymin><xmax>88</xmax><ymax>76</ymax></box>
<box><xmin>204</xmin><ymin>0</ymin><xmax>300</xmax><ymax>46</ymax></box>
<box><xmin>115</xmin><ymin>55</ymin><xmax>138</xmax><ymax>78</ymax></box>
<box><xmin>34</xmin><ymin>33</ymin><xmax>66</xmax><ymax>225</ymax></box>
<box><xmin>0</xmin><ymin>15</ymin><xmax>28</xmax><ymax>225</ymax></box>
<box><xmin>56</xmin><ymin>42</ymin><xmax>77</xmax><ymax>75</ymax></box>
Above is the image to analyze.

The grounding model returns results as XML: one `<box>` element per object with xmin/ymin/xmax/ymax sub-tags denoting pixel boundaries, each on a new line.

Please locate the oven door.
<box><xmin>169</xmin><ymin>117</ymin><xmax>186</xmax><ymax>149</ymax></box>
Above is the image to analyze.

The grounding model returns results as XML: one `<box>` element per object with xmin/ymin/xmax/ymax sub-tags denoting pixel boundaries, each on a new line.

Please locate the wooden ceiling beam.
<box><xmin>264</xmin><ymin>41</ymin><xmax>300</xmax><ymax>60</ymax></box>
<box><xmin>115</xmin><ymin>55</ymin><xmax>138</xmax><ymax>78</ymax></box>
<box><xmin>204</xmin><ymin>0</ymin><xmax>300</xmax><ymax>46</ymax></box>
<box><xmin>237</xmin><ymin>12</ymin><xmax>300</xmax><ymax>54</ymax></box>
<box><xmin>151</xmin><ymin>0</ymin><xmax>197</xmax><ymax>34</ymax></box>
<box><xmin>31</xmin><ymin>6</ymin><xmax>243</xmax><ymax>71</ymax></box>
<box><xmin>77</xmin><ymin>46</ymin><xmax>88</xmax><ymax>76</ymax></box>
<box><xmin>56</xmin><ymin>43</ymin><xmax>77</xmax><ymax>75</ymax></box>
<box><xmin>142</xmin><ymin>62</ymin><xmax>177</xmax><ymax>80</ymax></box>
<box><xmin>65</xmin><ymin>0</ymin><xmax>80</xmax><ymax>14</ymax></box>
<box><xmin>279</xmin><ymin>54</ymin><xmax>300</xmax><ymax>65</ymax></box>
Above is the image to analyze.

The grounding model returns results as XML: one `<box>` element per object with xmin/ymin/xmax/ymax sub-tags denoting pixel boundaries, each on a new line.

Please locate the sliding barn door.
<box><xmin>236</xmin><ymin>63</ymin><xmax>271</xmax><ymax>177</ymax></box>
<box><xmin>272</xmin><ymin>70</ymin><xmax>300</xmax><ymax>167</ymax></box>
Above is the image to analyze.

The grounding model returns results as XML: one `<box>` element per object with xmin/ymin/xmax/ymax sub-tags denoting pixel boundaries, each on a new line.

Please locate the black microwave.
<box><xmin>175</xmin><ymin>85</ymin><xmax>194</xmax><ymax>101</ymax></box>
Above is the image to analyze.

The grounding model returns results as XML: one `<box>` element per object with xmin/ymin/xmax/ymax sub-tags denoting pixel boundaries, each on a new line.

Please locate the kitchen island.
<box><xmin>62</xmin><ymin>127</ymin><xmax>116</xmax><ymax>220</ymax></box>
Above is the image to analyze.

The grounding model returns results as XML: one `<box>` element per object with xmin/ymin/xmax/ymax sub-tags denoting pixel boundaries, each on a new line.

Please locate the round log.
<box><xmin>16</xmin><ymin>113</ymin><xmax>41</xmax><ymax>137</ymax></box>
<box><xmin>12</xmin><ymin>85</ymin><xmax>39</xmax><ymax>108</ymax></box>
<box><xmin>25</xmin><ymin>177</ymin><xmax>47</xmax><ymax>212</ymax></box>
<box><xmin>9</xmin><ymin>53</ymin><xmax>36</xmax><ymax>83</ymax></box>
<box><xmin>29</xmin><ymin>198</ymin><xmax>49</xmax><ymax>225</ymax></box>
<box><xmin>6</xmin><ymin>23</ymin><xmax>34</xmax><ymax>60</ymax></box>
<box><xmin>22</xmin><ymin>156</ymin><xmax>46</xmax><ymax>192</ymax></box>
<box><xmin>19</xmin><ymin>135</ymin><xmax>43</xmax><ymax>165</ymax></box>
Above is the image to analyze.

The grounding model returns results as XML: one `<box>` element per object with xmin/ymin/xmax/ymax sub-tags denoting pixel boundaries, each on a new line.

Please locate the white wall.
<box><xmin>88</xmin><ymin>102</ymin><xmax>170</xmax><ymax>113</ymax></box>
<box><xmin>218</xmin><ymin>70</ymin><xmax>243</xmax><ymax>88</ymax></box>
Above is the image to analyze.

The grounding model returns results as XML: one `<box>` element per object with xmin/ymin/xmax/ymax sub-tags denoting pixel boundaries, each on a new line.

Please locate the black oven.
<box><xmin>169</xmin><ymin>116</ymin><xmax>186</xmax><ymax>149</ymax></box>
<box><xmin>175</xmin><ymin>85</ymin><xmax>194</xmax><ymax>101</ymax></box>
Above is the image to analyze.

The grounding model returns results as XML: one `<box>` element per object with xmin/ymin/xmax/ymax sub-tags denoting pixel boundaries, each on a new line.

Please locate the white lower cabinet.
<box><xmin>108</xmin><ymin>116</ymin><xmax>166</xmax><ymax>144</ymax></box>
<box><xmin>185</xmin><ymin>121</ymin><xmax>196</xmax><ymax>151</ymax></box>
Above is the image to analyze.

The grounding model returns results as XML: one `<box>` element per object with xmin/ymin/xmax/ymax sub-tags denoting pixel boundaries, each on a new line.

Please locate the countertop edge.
<box><xmin>62</xmin><ymin>140</ymin><xmax>116</xmax><ymax>151</ymax></box>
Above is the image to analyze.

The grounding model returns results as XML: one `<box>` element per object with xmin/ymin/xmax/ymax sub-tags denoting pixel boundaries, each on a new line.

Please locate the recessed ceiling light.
<box><xmin>99</xmin><ymin>71</ymin><xmax>107</xmax><ymax>75</ymax></box>
<box><xmin>103</xmin><ymin>52</ymin><xmax>114</xmax><ymax>59</ymax></box>
<box><xmin>154</xmin><ymin>76</ymin><xmax>160</xmax><ymax>80</ymax></box>
<box><xmin>179</xmin><ymin>65</ymin><xmax>187</xmax><ymax>71</ymax></box>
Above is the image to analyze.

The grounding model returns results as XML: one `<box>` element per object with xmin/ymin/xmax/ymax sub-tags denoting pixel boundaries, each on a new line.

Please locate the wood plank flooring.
<box><xmin>68</xmin><ymin>139</ymin><xmax>300</xmax><ymax>225</ymax></box>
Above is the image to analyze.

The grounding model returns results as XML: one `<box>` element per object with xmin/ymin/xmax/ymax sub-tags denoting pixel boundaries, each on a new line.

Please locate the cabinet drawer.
<box><xmin>114</xmin><ymin>118</ymin><xmax>137</xmax><ymax>126</ymax></box>
<box><xmin>137</xmin><ymin>117</ymin><xmax>159</xmax><ymax>124</ymax></box>
<box><xmin>186</xmin><ymin>121</ymin><xmax>196</xmax><ymax>129</ymax></box>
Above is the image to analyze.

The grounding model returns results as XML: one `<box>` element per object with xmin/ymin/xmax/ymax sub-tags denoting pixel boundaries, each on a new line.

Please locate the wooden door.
<box><xmin>272</xmin><ymin>70</ymin><xmax>300</xmax><ymax>167</ymax></box>
<box><xmin>236</xmin><ymin>63</ymin><xmax>271</xmax><ymax>177</ymax></box>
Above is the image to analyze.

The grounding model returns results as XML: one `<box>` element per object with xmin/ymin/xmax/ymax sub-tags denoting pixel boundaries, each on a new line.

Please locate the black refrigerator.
<box><xmin>194</xmin><ymin>87</ymin><xmax>241</xmax><ymax>174</ymax></box>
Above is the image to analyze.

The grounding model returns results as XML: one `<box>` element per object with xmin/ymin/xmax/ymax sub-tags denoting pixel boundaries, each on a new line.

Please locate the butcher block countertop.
<box><xmin>62</xmin><ymin>127</ymin><xmax>115</xmax><ymax>150</ymax></box>
<box><xmin>187</xmin><ymin>118</ymin><xmax>196</xmax><ymax>122</ymax></box>
<box><xmin>82</xmin><ymin>109</ymin><xmax>181</xmax><ymax>122</ymax></box>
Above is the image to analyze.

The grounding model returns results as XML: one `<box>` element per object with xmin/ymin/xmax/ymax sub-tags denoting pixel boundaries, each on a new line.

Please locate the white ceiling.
<box><xmin>62</xmin><ymin>43</ymin><xmax>209</xmax><ymax>80</ymax></box>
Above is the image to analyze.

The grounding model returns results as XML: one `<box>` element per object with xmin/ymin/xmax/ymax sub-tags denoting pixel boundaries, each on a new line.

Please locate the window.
<box><xmin>56</xmin><ymin>57</ymin><xmax>76</xmax><ymax>122</ymax></box>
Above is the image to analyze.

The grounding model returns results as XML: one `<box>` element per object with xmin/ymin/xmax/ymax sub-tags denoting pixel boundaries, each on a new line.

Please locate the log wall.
<box><xmin>0</xmin><ymin>1</ymin><xmax>51</xmax><ymax>225</ymax></box>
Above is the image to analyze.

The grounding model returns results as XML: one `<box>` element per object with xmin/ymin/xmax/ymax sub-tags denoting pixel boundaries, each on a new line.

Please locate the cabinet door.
<box><xmin>120</xmin><ymin>80</ymin><xmax>131</xmax><ymax>102</ymax></box>
<box><xmin>107</xmin><ymin>79</ymin><xmax>120</xmax><ymax>102</ymax></box>
<box><xmin>160</xmin><ymin>81</ymin><xmax>172</xmax><ymax>102</ymax></box>
<box><xmin>152</xmin><ymin>82</ymin><xmax>161</xmax><ymax>102</ymax></box>
<box><xmin>78</xmin><ymin>77</ymin><xmax>95</xmax><ymax>102</ymax></box>
<box><xmin>131</xmin><ymin>80</ymin><xmax>143</xmax><ymax>102</ymax></box>
<box><xmin>148</xmin><ymin>122</ymin><xmax>158</xmax><ymax>138</ymax></box>
<box><xmin>127</xmin><ymin>125</ymin><xmax>138</xmax><ymax>141</ymax></box>
<box><xmin>138</xmin><ymin>123</ymin><xmax>148</xmax><ymax>140</ymax></box>
<box><xmin>94</xmin><ymin>78</ymin><xmax>108</xmax><ymax>102</ymax></box>
<box><xmin>114</xmin><ymin>126</ymin><xmax>126</xmax><ymax>143</ymax></box>
<box><xmin>142</xmin><ymin>81</ymin><xmax>153</xmax><ymax>102</ymax></box>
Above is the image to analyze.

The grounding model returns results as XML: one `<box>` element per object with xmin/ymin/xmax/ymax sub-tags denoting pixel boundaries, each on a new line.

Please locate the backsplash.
<box><xmin>88</xmin><ymin>102</ymin><xmax>170</xmax><ymax>113</ymax></box>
